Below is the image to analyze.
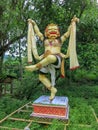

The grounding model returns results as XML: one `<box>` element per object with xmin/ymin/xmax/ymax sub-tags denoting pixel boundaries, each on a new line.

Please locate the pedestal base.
<box><xmin>30</xmin><ymin>95</ymin><xmax>69</xmax><ymax>123</ymax></box>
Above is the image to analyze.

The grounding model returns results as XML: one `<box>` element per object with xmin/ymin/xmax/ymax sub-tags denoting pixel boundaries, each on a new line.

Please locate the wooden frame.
<box><xmin>0</xmin><ymin>102</ymin><xmax>97</xmax><ymax>130</ymax></box>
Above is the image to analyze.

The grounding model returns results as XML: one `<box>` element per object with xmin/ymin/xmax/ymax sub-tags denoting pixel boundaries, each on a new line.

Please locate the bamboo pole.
<box><xmin>0</xmin><ymin>125</ymin><xmax>23</xmax><ymax>130</ymax></box>
<box><xmin>69</xmin><ymin>124</ymin><xmax>91</xmax><ymax>127</ymax></box>
<box><xmin>9</xmin><ymin>117</ymin><xmax>32</xmax><ymax>122</ymax></box>
<box><xmin>32</xmin><ymin>119</ymin><xmax>52</xmax><ymax>125</ymax></box>
<box><xmin>9</xmin><ymin>117</ymin><xmax>52</xmax><ymax>125</ymax></box>
<box><xmin>0</xmin><ymin>102</ymin><xmax>31</xmax><ymax>124</ymax></box>
<box><xmin>19</xmin><ymin>110</ymin><xmax>32</xmax><ymax>113</ymax></box>
<box><xmin>26</xmin><ymin>105</ymin><xmax>32</xmax><ymax>108</ymax></box>
<box><xmin>90</xmin><ymin>106</ymin><xmax>98</xmax><ymax>123</ymax></box>
<box><xmin>27</xmin><ymin>120</ymin><xmax>33</xmax><ymax>127</ymax></box>
<box><xmin>64</xmin><ymin>125</ymin><xmax>66</xmax><ymax>130</ymax></box>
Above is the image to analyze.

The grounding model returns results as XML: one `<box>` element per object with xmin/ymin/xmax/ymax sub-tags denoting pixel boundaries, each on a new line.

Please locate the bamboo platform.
<box><xmin>0</xmin><ymin>102</ymin><xmax>98</xmax><ymax>130</ymax></box>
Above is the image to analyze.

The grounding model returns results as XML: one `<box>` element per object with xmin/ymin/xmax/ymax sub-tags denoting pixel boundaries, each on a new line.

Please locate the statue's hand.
<box><xmin>60</xmin><ymin>53</ymin><xmax>69</xmax><ymax>59</ymax></box>
<box><xmin>27</xmin><ymin>19</ymin><xmax>36</xmax><ymax>25</ymax></box>
<box><xmin>71</xmin><ymin>15</ymin><xmax>79</xmax><ymax>23</ymax></box>
<box><xmin>39</xmin><ymin>54</ymin><xmax>44</xmax><ymax>60</ymax></box>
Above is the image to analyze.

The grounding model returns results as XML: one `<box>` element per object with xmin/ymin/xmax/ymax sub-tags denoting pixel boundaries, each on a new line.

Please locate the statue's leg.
<box><xmin>39</xmin><ymin>74</ymin><xmax>51</xmax><ymax>90</ymax></box>
<box><xmin>25</xmin><ymin>55</ymin><xmax>57</xmax><ymax>71</ymax></box>
<box><xmin>39</xmin><ymin>73</ymin><xmax>57</xmax><ymax>100</ymax></box>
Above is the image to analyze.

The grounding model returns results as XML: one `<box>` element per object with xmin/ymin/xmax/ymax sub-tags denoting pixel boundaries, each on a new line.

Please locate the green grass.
<box><xmin>0</xmin><ymin>83</ymin><xmax>98</xmax><ymax>130</ymax></box>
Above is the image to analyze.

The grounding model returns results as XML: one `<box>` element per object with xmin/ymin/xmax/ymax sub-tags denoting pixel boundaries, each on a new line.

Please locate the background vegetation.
<box><xmin>0</xmin><ymin>0</ymin><xmax>98</xmax><ymax>129</ymax></box>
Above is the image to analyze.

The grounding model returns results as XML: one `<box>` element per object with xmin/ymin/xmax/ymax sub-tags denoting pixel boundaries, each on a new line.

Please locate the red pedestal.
<box><xmin>31</xmin><ymin>95</ymin><xmax>69</xmax><ymax>120</ymax></box>
<box><xmin>33</xmin><ymin>104</ymin><xmax>67</xmax><ymax>116</ymax></box>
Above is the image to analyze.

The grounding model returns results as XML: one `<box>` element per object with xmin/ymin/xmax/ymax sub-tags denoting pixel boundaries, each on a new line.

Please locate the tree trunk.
<box><xmin>0</xmin><ymin>54</ymin><xmax>4</xmax><ymax>96</ymax></box>
<box><xmin>19</xmin><ymin>40</ymin><xmax>23</xmax><ymax>80</ymax></box>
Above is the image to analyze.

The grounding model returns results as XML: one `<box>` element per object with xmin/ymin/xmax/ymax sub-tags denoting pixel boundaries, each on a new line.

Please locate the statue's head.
<box><xmin>45</xmin><ymin>23</ymin><xmax>60</xmax><ymax>39</ymax></box>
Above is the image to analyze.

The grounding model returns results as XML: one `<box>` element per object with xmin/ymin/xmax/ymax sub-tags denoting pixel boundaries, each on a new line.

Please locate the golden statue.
<box><xmin>25</xmin><ymin>16</ymin><xmax>79</xmax><ymax>100</ymax></box>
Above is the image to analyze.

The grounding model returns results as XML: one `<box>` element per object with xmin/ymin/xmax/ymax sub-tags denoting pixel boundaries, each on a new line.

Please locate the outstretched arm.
<box><xmin>28</xmin><ymin>19</ymin><xmax>44</xmax><ymax>41</ymax></box>
<box><xmin>61</xmin><ymin>16</ymin><xmax>79</xmax><ymax>43</ymax></box>
<box><xmin>27</xmin><ymin>19</ymin><xmax>44</xmax><ymax>61</ymax></box>
<box><xmin>61</xmin><ymin>25</ymin><xmax>71</xmax><ymax>43</ymax></box>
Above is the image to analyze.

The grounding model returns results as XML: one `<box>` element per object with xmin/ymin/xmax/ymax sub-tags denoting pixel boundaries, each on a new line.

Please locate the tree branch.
<box><xmin>0</xmin><ymin>21</ymin><xmax>27</xmax><ymax>56</ymax></box>
<box><xmin>0</xmin><ymin>33</ymin><xmax>26</xmax><ymax>56</ymax></box>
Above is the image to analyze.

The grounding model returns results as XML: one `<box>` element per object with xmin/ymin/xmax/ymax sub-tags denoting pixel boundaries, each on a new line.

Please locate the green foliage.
<box><xmin>77</xmin><ymin>43</ymin><xmax>98</xmax><ymax>70</ymax></box>
<box><xmin>46</xmin><ymin>120</ymin><xmax>65</xmax><ymax>130</ymax></box>
<box><xmin>13</xmin><ymin>71</ymin><xmax>42</xmax><ymax>100</ymax></box>
<box><xmin>1</xmin><ymin>120</ymin><xmax>29</xmax><ymax>129</ymax></box>
<box><xmin>68</xmin><ymin>43</ymin><xmax>98</xmax><ymax>83</ymax></box>
<box><xmin>69</xmin><ymin>99</ymin><xmax>95</xmax><ymax>124</ymax></box>
<box><xmin>72</xmin><ymin>69</ymin><xmax>98</xmax><ymax>83</ymax></box>
<box><xmin>2</xmin><ymin>57</ymin><xmax>20</xmax><ymax>79</ymax></box>
<box><xmin>0</xmin><ymin>96</ymin><xmax>27</xmax><ymax>119</ymax></box>
<box><xmin>78</xmin><ymin>1</ymin><xmax>98</xmax><ymax>43</ymax></box>
<box><xmin>0</xmin><ymin>0</ymin><xmax>26</xmax><ymax>41</ymax></box>
<box><xmin>67</xmin><ymin>125</ymin><xmax>98</xmax><ymax>130</ymax></box>
<box><xmin>0</xmin><ymin>84</ymin><xmax>98</xmax><ymax>129</ymax></box>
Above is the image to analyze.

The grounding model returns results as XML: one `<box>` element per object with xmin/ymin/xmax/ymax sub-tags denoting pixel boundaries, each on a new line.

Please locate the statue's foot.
<box><xmin>25</xmin><ymin>65</ymin><xmax>36</xmax><ymax>72</ymax></box>
<box><xmin>49</xmin><ymin>87</ymin><xmax>57</xmax><ymax>101</ymax></box>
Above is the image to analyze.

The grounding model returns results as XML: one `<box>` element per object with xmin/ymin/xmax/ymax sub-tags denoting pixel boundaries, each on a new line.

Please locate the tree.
<box><xmin>0</xmin><ymin>0</ymin><xmax>30</xmax><ymax>95</ymax></box>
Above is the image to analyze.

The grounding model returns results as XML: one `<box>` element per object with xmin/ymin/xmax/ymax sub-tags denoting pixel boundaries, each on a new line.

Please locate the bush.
<box><xmin>13</xmin><ymin>71</ymin><xmax>43</xmax><ymax>100</ymax></box>
<box><xmin>73</xmin><ymin>69</ymin><xmax>98</xmax><ymax>83</ymax></box>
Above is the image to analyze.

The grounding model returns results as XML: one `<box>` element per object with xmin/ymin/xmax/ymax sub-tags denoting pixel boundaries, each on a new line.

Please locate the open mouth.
<box><xmin>50</xmin><ymin>32</ymin><xmax>57</xmax><ymax>34</ymax></box>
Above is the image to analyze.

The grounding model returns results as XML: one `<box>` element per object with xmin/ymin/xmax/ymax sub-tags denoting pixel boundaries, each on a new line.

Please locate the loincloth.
<box><xmin>39</xmin><ymin>54</ymin><xmax>61</xmax><ymax>86</ymax></box>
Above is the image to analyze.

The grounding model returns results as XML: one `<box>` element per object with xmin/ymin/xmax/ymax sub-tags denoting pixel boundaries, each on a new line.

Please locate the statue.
<box><xmin>25</xmin><ymin>16</ymin><xmax>79</xmax><ymax>101</ymax></box>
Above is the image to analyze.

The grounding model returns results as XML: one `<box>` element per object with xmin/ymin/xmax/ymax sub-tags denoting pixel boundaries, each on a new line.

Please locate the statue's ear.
<box><xmin>44</xmin><ymin>31</ymin><xmax>47</xmax><ymax>37</ymax></box>
<box><xmin>44</xmin><ymin>27</ymin><xmax>48</xmax><ymax>37</ymax></box>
